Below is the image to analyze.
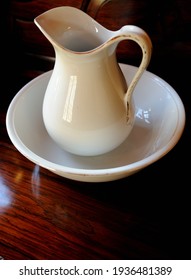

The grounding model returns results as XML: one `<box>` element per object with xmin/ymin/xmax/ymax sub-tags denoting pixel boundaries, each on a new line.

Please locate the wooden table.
<box><xmin>1</xmin><ymin>0</ymin><xmax>191</xmax><ymax>260</ymax></box>
<box><xmin>1</xmin><ymin>56</ymin><xmax>191</xmax><ymax>260</ymax></box>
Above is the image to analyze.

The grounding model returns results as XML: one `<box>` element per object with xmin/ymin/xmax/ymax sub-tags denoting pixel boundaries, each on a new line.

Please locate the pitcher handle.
<box><xmin>118</xmin><ymin>25</ymin><xmax>152</xmax><ymax>105</ymax></box>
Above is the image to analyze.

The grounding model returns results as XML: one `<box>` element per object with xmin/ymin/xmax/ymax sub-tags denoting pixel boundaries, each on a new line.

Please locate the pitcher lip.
<box><xmin>34</xmin><ymin>6</ymin><xmax>117</xmax><ymax>54</ymax></box>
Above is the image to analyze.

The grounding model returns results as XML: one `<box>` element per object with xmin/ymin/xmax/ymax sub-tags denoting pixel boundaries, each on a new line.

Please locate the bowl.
<box><xmin>6</xmin><ymin>64</ymin><xmax>185</xmax><ymax>182</ymax></box>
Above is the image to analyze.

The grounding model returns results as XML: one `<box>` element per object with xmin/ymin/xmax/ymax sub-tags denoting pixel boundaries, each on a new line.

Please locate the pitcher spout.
<box><xmin>34</xmin><ymin>6</ymin><xmax>114</xmax><ymax>53</ymax></box>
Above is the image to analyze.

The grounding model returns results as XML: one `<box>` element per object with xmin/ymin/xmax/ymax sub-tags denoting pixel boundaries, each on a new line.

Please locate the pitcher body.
<box><xmin>34</xmin><ymin>6</ymin><xmax>152</xmax><ymax>156</ymax></box>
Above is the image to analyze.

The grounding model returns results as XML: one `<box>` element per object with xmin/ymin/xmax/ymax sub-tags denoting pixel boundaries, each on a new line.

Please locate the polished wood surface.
<box><xmin>1</xmin><ymin>0</ymin><xmax>191</xmax><ymax>260</ymax></box>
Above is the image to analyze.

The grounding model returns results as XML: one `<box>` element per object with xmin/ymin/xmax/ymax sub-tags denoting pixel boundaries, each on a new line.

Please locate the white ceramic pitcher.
<box><xmin>34</xmin><ymin>6</ymin><xmax>152</xmax><ymax>156</ymax></box>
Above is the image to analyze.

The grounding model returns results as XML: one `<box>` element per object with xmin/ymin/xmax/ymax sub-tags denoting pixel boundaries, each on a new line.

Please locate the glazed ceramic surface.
<box><xmin>34</xmin><ymin>6</ymin><xmax>152</xmax><ymax>156</ymax></box>
<box><xmin>6</xmin><ymin>64</ymin><xmax>185</xmax><ymax>182</ymax></box>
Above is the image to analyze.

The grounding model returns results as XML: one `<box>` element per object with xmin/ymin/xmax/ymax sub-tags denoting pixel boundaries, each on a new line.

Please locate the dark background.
<box><xmin>1</xmin><ymin>0</ymin><xmax>191</xmax><ymax>259</ymax></box>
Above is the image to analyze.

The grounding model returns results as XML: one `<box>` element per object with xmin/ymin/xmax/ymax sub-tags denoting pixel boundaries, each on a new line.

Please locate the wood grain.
<box><xmin>0</xmin><ymin>125</ymin><xmax>163</xmax><ymax>259</ymax></box>
<box><xmin>1</xmin><ymin>102</ymin><xmax>190</xmax><ymax>259</ymax></box>
<box><xmin>1</xmin><ymin>0</ymin><xmax>191</xmax><ymax>260</ymax></box>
